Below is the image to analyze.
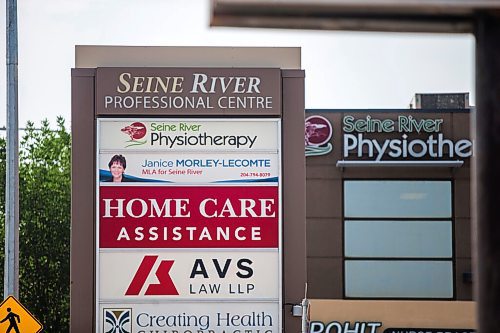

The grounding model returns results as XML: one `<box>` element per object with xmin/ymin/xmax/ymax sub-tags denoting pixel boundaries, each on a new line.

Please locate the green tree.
<box><xmin>0</xmin><ymin>117</ymin><xmax>71</xmax><ymax>331</ymax></box>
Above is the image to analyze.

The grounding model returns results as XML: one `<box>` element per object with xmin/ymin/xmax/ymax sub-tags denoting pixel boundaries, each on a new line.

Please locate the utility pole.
<box><xmin>4</xmin><ymin>0</ymin><xmax>19</xmax><ymax>298</ymax></box>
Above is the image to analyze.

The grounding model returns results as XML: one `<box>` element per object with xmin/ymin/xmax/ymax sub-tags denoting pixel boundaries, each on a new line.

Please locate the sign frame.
<box><xmin>71</xmin><ymin>50</ymin><xmax>305</xmax><ymax>333</ymax></box>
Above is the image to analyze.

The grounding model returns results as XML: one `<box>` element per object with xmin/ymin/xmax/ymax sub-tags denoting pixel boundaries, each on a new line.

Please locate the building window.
<box><xmin>343</xmin><ymin>180</ymin><xmax>453</xmax><ymax>299</ymax></box>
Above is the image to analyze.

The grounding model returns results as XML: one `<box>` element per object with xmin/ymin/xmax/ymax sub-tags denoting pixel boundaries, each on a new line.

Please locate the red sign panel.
<box><xmin>99</xmin><ymin>185</ymin><xmax>279</xmax><ymax>248</ymax></box>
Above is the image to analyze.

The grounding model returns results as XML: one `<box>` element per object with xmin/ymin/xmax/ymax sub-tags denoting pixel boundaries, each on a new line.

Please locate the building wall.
<box><xmin>305</xmin><ymin>109</ymin><xmax>472</xmax><ymax>301</ymax></box>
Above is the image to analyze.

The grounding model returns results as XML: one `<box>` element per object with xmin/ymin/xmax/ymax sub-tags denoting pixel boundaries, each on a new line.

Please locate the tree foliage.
<box><xmin>0</xmin><ymin>117</ymin><xmax>71</xmax><ymax>331</ymax></box>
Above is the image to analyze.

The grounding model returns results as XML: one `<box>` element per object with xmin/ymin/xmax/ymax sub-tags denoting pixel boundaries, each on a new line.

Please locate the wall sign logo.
<box><xmin>103</xmin><ymin>308</ymin><xmax>132</xmax><ymax>333</ymax></box>
<box><xmin>305</xmin><ymin>115</ymin><xmax>333</xmax><ymax>157</ymax></box>
<box><xmin>121</xmin><ymin>122</ymin><xmax>147</xmax><ymax>147</ymax></box>
<box><xmin>125</xmin><ymin>256</ymin><xmax>179</xmax><ymax>296</ymax></box>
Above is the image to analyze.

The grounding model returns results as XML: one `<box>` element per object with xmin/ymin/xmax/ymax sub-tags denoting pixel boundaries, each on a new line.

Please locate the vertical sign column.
<box><xmin>96</xmin><ymin>118</ymin><xmax>281</xmax><ymax>333</ymax></box>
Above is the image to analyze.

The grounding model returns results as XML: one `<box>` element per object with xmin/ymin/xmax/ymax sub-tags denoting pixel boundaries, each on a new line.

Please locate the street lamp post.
<box><xmin>4</xmin><ymin>0</ymin><xmax>19</xmax><ymax>299</ymax></box>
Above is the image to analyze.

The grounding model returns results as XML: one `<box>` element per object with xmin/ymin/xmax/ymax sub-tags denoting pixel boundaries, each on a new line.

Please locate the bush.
<box><xmin>0</xmin><ymin>117</ymin><xmax>71</xmax><ymax>331</ymax></box>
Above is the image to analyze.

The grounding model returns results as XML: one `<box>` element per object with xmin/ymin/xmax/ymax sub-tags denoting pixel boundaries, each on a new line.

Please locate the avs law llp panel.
<box><xmin>71</xmin><ymin>48</ymin><xmax>306</xmax><ymax>333</ymax></box>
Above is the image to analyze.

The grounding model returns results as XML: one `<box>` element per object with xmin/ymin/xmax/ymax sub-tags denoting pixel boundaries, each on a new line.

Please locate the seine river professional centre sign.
<box><xmin>71</xmin><ymin>52</ymin><xmax>305</xmax><ymax>333</ymax></box>
<box><xmin>96</xmin><ymin>68</ymin><xmax>281</xmax><ymax>333</ymax></box>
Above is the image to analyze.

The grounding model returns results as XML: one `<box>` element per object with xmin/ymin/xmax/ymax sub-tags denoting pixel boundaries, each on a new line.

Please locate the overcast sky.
<box><xmin>0</xmin><ymin>0</ymin><xmax>475</xmax><ymax>127</ymax></box>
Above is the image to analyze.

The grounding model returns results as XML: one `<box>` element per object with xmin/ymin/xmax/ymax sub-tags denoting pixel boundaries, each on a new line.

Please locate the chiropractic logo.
<box><xmin>103</xmin><ymin>308</ymin><xmax>132</xmax><ymax>333</ymax></box>
<box><xmin>305</xmin><ymin>115</ymin><xmax>333</xmax><ymax>157</ymax></box>
<box><xmin>126</xmin><ymin>256</ymin><xmax>179</xmax><ymax>296</ymax></box>
<box><xmin>121</xmin><ymin>122</ymin><xmax>147</xmax><ymax>147</ymax></box>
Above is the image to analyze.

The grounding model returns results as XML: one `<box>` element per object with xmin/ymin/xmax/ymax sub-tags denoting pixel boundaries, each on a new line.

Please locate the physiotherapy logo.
<box><xmin>103</xmin><ymin>308</ymin><xmax>132</xmax><ymax>333</ymax></box>
<box><xmin>121</xmin><ymin>122</ymin><xmax>147</xmax><ymax>147</ymax></box>
<box><xmin>126</xmin><ymin>256</ymin><xmax>179</xmax><ymax>296</ymax></box>
<box><xmin>305</xmin><ymin>115</ymin><xmax>333</xmax><ymax>157</ymax></box>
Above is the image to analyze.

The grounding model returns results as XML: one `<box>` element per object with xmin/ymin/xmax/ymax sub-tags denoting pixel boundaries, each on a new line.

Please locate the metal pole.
<box><xmin>474</xmin><ymin>12</ymin><xmax>500</xmax><ymax>333</ymax></box>
<box><xmin>4</xmin><ymin>0</ymin><xmax>19</xmax><ymax>298</ymax></box>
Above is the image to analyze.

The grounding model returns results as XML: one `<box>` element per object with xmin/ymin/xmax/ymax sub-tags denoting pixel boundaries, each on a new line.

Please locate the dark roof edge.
<box><xmin>306</xmin><ymin>108</ymin><xmax>473</xmax><ymax>113</ymax></box>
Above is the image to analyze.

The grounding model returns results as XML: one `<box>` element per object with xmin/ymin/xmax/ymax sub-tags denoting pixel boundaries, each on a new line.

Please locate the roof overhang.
<box><xmin>210</xmin><ymin>0</ymin><xmax>500</xmax><ymax>33</ymax></box>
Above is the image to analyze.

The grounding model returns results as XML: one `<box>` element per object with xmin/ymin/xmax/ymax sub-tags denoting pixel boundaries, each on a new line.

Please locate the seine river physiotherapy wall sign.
<box><xmin>340</xmin><ymin>115</ymin><xmax>472</xmax><ymax>165</ymax></box>
<box><xmin>305</xmin><ymin>112</ymin><xmax>472</xmax><ymax>167</ymax></box>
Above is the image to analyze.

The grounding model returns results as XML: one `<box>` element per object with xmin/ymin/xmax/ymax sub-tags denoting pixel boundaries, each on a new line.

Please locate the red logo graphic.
<box><xmin>305</xmin><ymin>115</ymin><xmax>332</xmax><ymax>146</ymax></box>
<box><xmin>305</xmin><ymin>115</ymin><xmax>334</xmax><ymax>157</ymax></box>
<box><xmin>121</xmin><ymin>122</ymin><xmax>147</xmax><ymax>140</ymax></box>
<box><xmin>125</xmin><ymin>256</ymin><xmax>179</xmax><ymax>296</ymax></box>
<box><xmin>120</xmin><ymin>122</ymin><xmax>147</xmax><ymax>147</ymax></box>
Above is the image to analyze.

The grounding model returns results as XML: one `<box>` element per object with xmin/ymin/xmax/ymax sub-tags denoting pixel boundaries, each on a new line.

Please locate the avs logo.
<box><xmin>126</xmin><ymin>255</ymin><xmax>179</xmax><ymax>296</ymax></box>
<box><xmin>305</xmin><ymin>115</ymin><xmax>333</xmax><ymax>157</ymax></box>
<box><xmin>103</xmin><ymin>308</ymin><xmax>132</xmax><ymax>333</ymax></box>
<box><xmin>121</xmin><ymin>122</ymin><xmax>147</xmax><ymax>148</ymax></box>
